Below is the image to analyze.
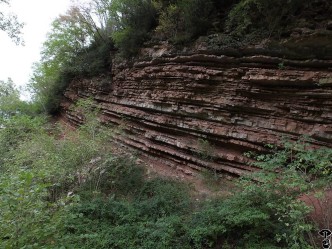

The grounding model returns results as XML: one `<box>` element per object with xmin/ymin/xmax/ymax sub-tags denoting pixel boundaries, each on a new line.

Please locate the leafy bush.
<box><xmin>78</xmin><ymin>155</ymin><xmax>145</xmax><ymax>197</ymax></box>
<box><xmin>136</xmin><ymin>178</ymin><xmax>191</xmax><ymax>219</ymax></box>
<box><xmin>226</xmin><ymin>0</ymin><xmax>310</xmax><ymax>37</ymax></box>
<box><xmin>30</xmin><ymin>40</ymin><xmax>113</xmax><ymax>114</ymax></box>
<box><xmin>30</xmin><ymin>2</ymin><xmax>115</xmax><ymax>114</ymax></box>
<box><xmin>61</xmin><ymin>177</ymin><xmax>192</xmax><ymax>249</ymax></box>
<box><xmin>0</xmin><ymin>119</ymin><xmax>67</xmax><ymax>248</ymax></box>
<box><xmin>187</xmin><ymin>138</ymin><xmax>332</xmax><ymax>248</ymax></box>
<box><xmin>0</xmin><ymin>100</ymin><xmax>115</xmax><ymax>248</ymax></box>
<box><xmin>156</xmin><ymin>0</ymin><xmax>213</xmax><ymax>43</ymax></box>
<box><xmin>112</xmin><ymin>26</ymin><xmax>150</xmax><ymax>58</ymax></box>
<box><xmin>155</xmin><ymin>3</ymin><xmax>185</xmax><ymax>41</ymax></box>
<box><xmin>181</xmin><ymin>0</ymin><xmax>214</xmax><ymax>38</ymax></box>
<box><xmin>111</xmin><ymin>0</ymin><xmax>157</xmax><ymax>58</ymax></box>
<box><xmin>0</xmin><ymin>115</ymin><xmax>46</xmax><ymax>164</ymax></box>
<box><xmin>61</xmin><ymin>40</ymin><xmax>114</xmax><ymax>79</ymax></box>
<box><xmin>0</xmin><ymin>168</ymin><xmax>64</xmax><ymax>248</ymax></box>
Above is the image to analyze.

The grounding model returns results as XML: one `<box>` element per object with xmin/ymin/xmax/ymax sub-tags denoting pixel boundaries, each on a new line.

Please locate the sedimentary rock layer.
<box><xmin>61</xmin><ymin>50</ymin><xmax>332</xmax><ymax>176</ymax></box>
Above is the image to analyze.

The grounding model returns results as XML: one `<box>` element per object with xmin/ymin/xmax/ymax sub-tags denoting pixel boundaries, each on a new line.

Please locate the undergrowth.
<box><xmin>0</xmin><ymin>99</ymin><xmax>330</xmax><ymax>248</ymax></box>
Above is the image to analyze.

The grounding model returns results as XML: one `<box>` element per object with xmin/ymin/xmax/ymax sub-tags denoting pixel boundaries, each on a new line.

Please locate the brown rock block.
<box><xmin>60</xmin><ymin>50</ymin><xmax>332</xmax><ymax>176</ymax></box>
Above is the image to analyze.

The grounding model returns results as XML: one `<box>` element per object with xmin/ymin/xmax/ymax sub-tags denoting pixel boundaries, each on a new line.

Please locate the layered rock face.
<box><xmin>61</xmin><ymin>46</ymin><xmax>332</xmax><ymax>176</ymax></box>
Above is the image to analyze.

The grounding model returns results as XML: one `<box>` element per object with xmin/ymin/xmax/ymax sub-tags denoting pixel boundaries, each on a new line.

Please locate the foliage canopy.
<box><xmin>0</xmin><ymin>0</ymin><xmax>24</xmax><ymax>44</ymax></box>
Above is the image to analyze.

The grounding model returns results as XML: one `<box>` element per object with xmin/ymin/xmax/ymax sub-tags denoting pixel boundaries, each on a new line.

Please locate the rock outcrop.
<box><xmin>60</xmin><ymin>43</ymin><xmax>332</xmax><ymax>177</ymax></box>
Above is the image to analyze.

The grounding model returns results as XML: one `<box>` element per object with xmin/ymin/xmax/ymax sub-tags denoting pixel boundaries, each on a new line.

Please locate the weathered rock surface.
<box><xmin>60</xmin><ymin>48</ymin><xmax>332</xmax><ymax>177</ymax></box>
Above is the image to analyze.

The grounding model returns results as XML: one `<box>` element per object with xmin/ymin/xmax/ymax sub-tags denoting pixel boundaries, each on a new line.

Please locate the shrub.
<box><xmin>62</xmin><ymin>40</ymin><xmax>113</xmax><ymax>79</ymax></box>
<box><xmin>181</xmin><ymin>0</ymin><xmax>214</xmax><ymax>38</ymax></box>
<box><xmin>0</xmin><ymin>118</ymin><xmax>73</xmax><ymax>248</ymax></box>
<box><xmin>226</xmin><ymin>0</ymin><xmax>310</xmax><ymax>37</ymax></box>
<box><xmin>0</xmin><ymin>100</ymin><xmax>115</xmax><ymax>248</ymax></box>
<box><xmin>187</xmin><ymin>138</ymin><xmax>331</xmax><ymax>248</ymax></box>
<box><xmin>111</xmin><ymin>0</ymin><xmax>157</xmax><ymax>58</ymax></box>
<box><xmin>78</xmin><ymin>155</ymin><xmax>145</xmax><ymax>197</ymax></box>
<box><xmin>0</xmin><ymin>115</ymin><xmax>46</xmax><ymax>164</ymax></box>
<box><xmin>112</xmin><ymin>26</ymin><xmax>150</xmax><ymax>57</ymax></box>
<box><xmin>0</xmin><ymin>168</ymin><xmax>65</xmax><ymax>248</ymax></box>
<box><xmin>61</xmin><ymin>177</ymin><xmax>193</xmax><ymax>249</ymax></box>
<box><xmin>156</xmin><ymin>0</ymin><xmax>214</xmax><ymax>43</ymax></box>
<box><xmin>156</xmin><ymin>3</ymin><xmax>185</xmax><ymax>40</ymax></box>
<box><xmin>135</xmin><ymin>178</ymin><xmax>191</xmax><ymax>219</ymax></box>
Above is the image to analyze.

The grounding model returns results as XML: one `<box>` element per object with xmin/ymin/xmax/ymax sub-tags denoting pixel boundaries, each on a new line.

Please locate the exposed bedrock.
<box><xmin>60</xmin><ymin>49</ymin><xmax>332</xmax><ymax>176</ymax></box>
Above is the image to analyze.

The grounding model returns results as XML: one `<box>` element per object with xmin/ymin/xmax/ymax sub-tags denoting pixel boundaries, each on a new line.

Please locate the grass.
<box><xmin>0</xmin><ymin>104</ymin><xmax>327</xmax><ymax>248</ymax></box>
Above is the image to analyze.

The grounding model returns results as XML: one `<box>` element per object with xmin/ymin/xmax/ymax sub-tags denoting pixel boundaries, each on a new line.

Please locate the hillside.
<box><xmin>1</xmin><ymin>0</ymin><xmax>332</xmax><ymax>248</ymax></box>
<box><xmin>61</xmin><ymin>41</ymin><xmax>332</xmax><ymax>177</ymax></box>
<box><xmin>58</xmin><ymin>0</ymin><xmax>332</xmax><ymax>177</ymax></box>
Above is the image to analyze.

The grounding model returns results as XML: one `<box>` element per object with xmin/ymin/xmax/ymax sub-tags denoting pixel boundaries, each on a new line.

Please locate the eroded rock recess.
<box><xmin>60</xmin><ymin>40</ymin><xmax>332</xmax><ymax>177</ymax></box>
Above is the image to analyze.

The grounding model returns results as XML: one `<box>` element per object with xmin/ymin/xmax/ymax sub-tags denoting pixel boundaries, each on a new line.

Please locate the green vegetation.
<box><xmin>29</xmin><ymin>2</ymin><xmax>115</xmax><ymax>114</ymax></box>
<box><xmin>2</xmin><ymin>1</ymin><xmax>331</xmax><ymax>248</ymax></box>
<box><xmin>155</xmin><ymin>0</ymin><xmax>214</xmax><ymax>44</ymax></box>
<box><xmin>197</xmin><ymin>138</ymin><xmax>215</xmax><ymax>161</ymax></box>
<box><xmin>0</xmin><ymin>0</ymin><xmax>24</xmax><ymax>45</ymax></box>
<box><xmin>0</xmin><ymin>78</ymin><xmax>22</xmax><ymax>120</ymax></box>
<box><xmin>1</xmin><ymin>86</ymin><xmax>331</xmax><ymax>248</ymax></box>
<box><xmin>111</xmin><ymin>0</ymin><xmax>157</xmax><ymax>58</ymax></box>
<box><xmin>225</xmin><ymin>0</ymin><xmax>310</xmax><ymax>38</ymax></box>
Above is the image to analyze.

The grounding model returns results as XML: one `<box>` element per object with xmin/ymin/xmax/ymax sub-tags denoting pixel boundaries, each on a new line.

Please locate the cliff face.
<box><xmin>60</xmin><ymin>41</ymin><xmax>332</xmax><ymax>176</ymax></box>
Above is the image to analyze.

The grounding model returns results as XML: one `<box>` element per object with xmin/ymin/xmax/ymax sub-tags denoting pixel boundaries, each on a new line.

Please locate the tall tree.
<box><xmin>0</xmin><ymin>0</ymin><xmax>24</xmax><ymax>45</ymax></box>
<box><xmin>0</xmin><ymin>78</ymin><xmax>21</xmax><ymax>120</ymax></box>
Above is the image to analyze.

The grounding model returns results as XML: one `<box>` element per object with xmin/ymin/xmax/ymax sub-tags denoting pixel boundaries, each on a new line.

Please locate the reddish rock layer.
<box><xmin>61</xmin><ymin>50</ymin><xmax>332</xmax><ymax>176</ymax></box>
